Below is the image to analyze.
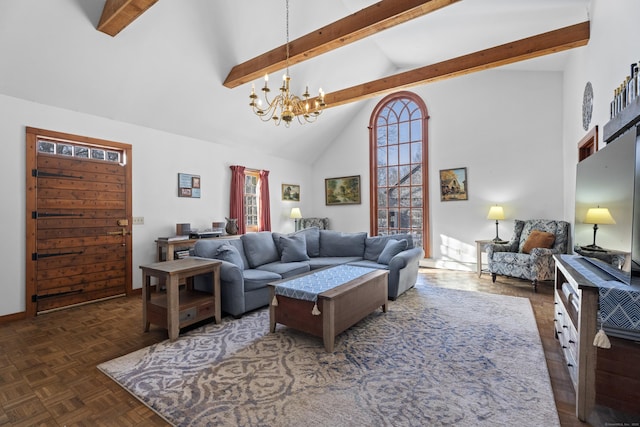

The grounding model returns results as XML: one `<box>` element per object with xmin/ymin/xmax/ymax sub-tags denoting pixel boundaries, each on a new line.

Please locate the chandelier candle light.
<box><xmin>249</xmin><ymin>0</ymin><xmax>326</xmax><ymax>127</ymax></box>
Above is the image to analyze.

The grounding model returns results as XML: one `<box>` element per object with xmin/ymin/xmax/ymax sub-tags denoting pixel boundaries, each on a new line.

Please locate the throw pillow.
<box><xmin>240</xmin><ymin>232</ymin><xmax>280</xmax><ymax>268</ymax></box>
<box><xmin>280</xmin><ymin>234</ymin><xmax>310</xmax><ymax>263</ymax></box>
<box><xmin>377</xmin><ymin>239</ymin><xmax>408</xmax><ymax>265</ymax></box>
<box><xmin>319</xmin><ymin>230</ymin><xmax>367</xmax><ymax>257</ymax></box>
<box><xmin>214</xmin><ymin>244</ymin><xmax>244</xmax><ymax>269</ymax></box>
<box><xmin>522</xmin><ymin>230</ymin><xmax>556</xmax><ymax>254</ymax></box>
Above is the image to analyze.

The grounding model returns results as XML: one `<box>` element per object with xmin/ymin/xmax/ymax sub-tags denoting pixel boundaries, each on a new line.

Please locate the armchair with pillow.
<box><xmin>486</xmin><ymin>219</ymin><xmax>570</xmax><ymax>291</ymax></box>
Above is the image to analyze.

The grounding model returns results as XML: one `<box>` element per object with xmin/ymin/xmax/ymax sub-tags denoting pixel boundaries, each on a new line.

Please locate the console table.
<box><xmin>554</xmin><ymin>254</ymin><xmax>640</xmax><ymax>420</ymax></box>
<box><xmin>141</xmin><ymin>258</ymin><xmax>221</xmax><ymax>341</ymax></box>
<box><xmin>156</xmin><ymin>235</ymin><xmax>240</xmax><ymax>261</ymax></box>
<box><xmin>553</xmin><ymin>255</ymin><xmax>598</xmax><ymax>421</ymax></box>
<box><xmin>155</xmin><ymin>237</ymin><xmax>200</xmax><ymax>262</ymax></box>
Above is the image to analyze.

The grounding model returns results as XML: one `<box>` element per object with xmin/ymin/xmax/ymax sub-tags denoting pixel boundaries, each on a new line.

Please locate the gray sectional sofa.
<box><xmin>191</xmin><ymin>227</ymin><xmax>424</xmax><ymax>317</ymax></box>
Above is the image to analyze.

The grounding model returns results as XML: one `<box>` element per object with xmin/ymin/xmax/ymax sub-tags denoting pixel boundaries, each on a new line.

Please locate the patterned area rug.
<box><xmin>98</xmin><ymin>285</ymin><xmax>560</xmax><ymax>427</ymax></box>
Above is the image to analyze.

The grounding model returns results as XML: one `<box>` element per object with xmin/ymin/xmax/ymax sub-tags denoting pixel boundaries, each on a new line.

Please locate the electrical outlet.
<box><xmin>132</xmin><ymin>216</ymin><xmax>144</xmax><ymax>225</ymax></box>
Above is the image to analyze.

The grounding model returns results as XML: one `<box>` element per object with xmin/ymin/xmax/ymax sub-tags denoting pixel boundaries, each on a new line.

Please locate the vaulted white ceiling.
<box><xmin>0</xmin><ymin>0</ymin><xmax>589</xmax><ymax>163</ymax></box>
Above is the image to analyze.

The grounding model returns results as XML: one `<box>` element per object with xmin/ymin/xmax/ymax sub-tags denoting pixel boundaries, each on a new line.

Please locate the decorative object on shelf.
<box><xmin>439</xmin><ymin>167</ymin><xmax>467</xmax><ymax>201</ymax></box>
<box><xmin>282</xmin><ymin>183</ymin><xmax>300</xmax><ymax>201</ymax></box>
<box><xmin>178</xmin><ymin>173</ymin><xmax>201</xmax><ymax>198</ymax></box>
<box><xmin>581</xmin><ymin>207</ymin><xmax>616</xmax><ymax>251</ymax></box>
<box><xmin>486</xmin><ymin>205</ymin><xmax>505</xmax><ymax>242</ymax></box>
<box><xmin>176</xmin><ymin>223</ymin><xmax>191</xmax><ymax>236</ymax></box>
<box><xmin>582</xmin><ymin>81</ymin><xmax>593</xmax><ymax>131</ymax></box>
<box><xmin>325</xmin><ymin>175</ymin><xmax>361</xmax><ymax>205</ymax></box>
<box><xmin>289</xmin><ymin>207</ymin><xmax>302</xmax><ymax>231</ymax></box>
<box><xmin>609</xmin><ymin>62</ymin><xmax>640</xmax><ymax>120</ymax></box>
<box><xmin>249</xmin><ymin>0</ymin><xmax>325</xmax><ymax>127</ymax></box>
<box><xmin>225</xmin><ymin>217</ymin><xmax>239</xmax><ymax>235</ymax></box>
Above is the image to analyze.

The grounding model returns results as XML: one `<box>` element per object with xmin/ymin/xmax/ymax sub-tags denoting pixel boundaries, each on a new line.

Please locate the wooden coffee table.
<box><xmin>141</xmin><ymin>258</ymin><xmax>221</xmax><ymax>341</ymax></box>
<box><xmin>268</xmin><ymin>266</ymin><xmax>388</xmax><ymax>352</ymax></box>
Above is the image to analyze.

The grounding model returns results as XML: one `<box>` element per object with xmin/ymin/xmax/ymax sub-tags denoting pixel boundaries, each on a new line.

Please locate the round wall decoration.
<box><xmin>582</xmin><ymin>81</ymin><xmax>593</xmax><ymax>131</ymax></box>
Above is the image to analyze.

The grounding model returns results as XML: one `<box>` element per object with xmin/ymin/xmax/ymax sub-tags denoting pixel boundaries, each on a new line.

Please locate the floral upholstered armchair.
<box><xmin>486</xmin><ymin>219</ymin><xmax>570</xmax><ymax>291</ymax></box>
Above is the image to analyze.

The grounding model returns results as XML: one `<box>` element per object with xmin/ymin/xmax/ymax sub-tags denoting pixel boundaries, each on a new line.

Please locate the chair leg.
<box><xmin>532</xmin><ymin>280</ymin><xmax>537</xmax><ymax>293</ymax></box>
<box><xmin>491</xmin><ymin>273</ymin><xmax>497</xmax><ymax>283</ymax></box>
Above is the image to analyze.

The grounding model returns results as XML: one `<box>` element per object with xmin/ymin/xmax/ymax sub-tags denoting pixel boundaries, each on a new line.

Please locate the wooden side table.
<box><xmin>475</xmin><ymin>239</ymin><xmax>507</xmax><ymax>277</ymax></box>
<box><xmin>475</xmin><ymin>239</ymin><xmax>493</xmax><ymax>277</ymax></box>
<box><xmin>141</xmin><ymin>258</ymin><xmax>221</xmax><ymax>341</ymax></box>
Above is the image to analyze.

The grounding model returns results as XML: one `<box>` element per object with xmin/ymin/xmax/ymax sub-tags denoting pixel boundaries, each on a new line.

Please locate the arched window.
<box><xmin>369</xmin><ymin>91</ymin><xmax>429</xmax><ymax>256</ymax></box>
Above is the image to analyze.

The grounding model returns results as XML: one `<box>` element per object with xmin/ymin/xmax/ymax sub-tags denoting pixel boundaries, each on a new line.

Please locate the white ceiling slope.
<box><xmin>0</xmin><ymin>0</ymin><xmax>589</xmax><ymax>163</ymax></box>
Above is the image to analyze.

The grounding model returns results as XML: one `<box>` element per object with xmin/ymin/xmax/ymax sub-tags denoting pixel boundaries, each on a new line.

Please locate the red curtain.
<box><xmin>229</xmin><ymin>165</ymin><xmax>246</xmax><ymax>235</ymax></box>
<box><xmin>259</xmin><ymin>170</ymin><xmax>271</xmax><ymax>231</ymax></box>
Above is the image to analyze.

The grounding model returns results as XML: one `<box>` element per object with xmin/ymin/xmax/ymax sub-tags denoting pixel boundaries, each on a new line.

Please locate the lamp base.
<box><xmin>580</xmin><ymin>244</ymin><xmax>606</xmax><ymax>252</ymax></box>
<box><xmin>492</xmin><ymin>238</ymin><xmax>508</xmax><ymax>244</ymax></box>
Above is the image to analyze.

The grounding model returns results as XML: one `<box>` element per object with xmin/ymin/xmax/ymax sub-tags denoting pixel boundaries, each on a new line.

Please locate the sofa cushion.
<box><xmin>377</xmin><ymin>239</ymin><xmax>408</xmax><ymax>264</ymax></box>
<box><xmin>241</xmin><ymin>232</ymin><xmax>280</xmax><ymax>268</ymax></box>
<box><xmin>348</xmin><ymin>259</ymin><xmax>390</xmax><ymax>270</ymax></box>
<box><xmin>319</xmin><ymin>230</ymin><xmax>367</xmax><ymax>257</ymax></box>
<box><xmin>214</xmin><ymin>244</ymin><xmax>244</xmax><ymax>269</ymax></box>
<box><xmin>280</xmin><ymin>234</ymin><xmax>310</xmax><ymax>262</ymax></box>
<box><xmin>522</xmin><ymin>230</ymin><xmax>556</xmax><ymax>254</ymax></box>
<box><xmin>242</xmin><ymin>269</ymin><xmax>281</xmax><ymax>292</ymax></box>
<box><xmin>257</xmin><ymin>261</ymin><xmax>310</xmax><ymax>278</ymax></box>
<box><xmin>364</xmin><ymin>234</ymin><xmax>413</xmax><ymax>261</ymax></box>
<box><xmin>308</xmin><ymin>256</ymin><xmax>363</xmax><ymax>270</ymax></box>
<box><xmin>273</xmin><ymin>227</ymin><xmax>321</xmax><ymax>258</ymax></box>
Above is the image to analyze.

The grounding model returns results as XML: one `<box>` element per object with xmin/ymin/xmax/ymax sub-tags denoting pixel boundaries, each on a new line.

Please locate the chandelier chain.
<box><xmin>248</xmin><ymin>0</ymin><xmax>326</xmax><ymax>126</ymax></box>
<box><xmin>285</xmin><ymin>0</ymin><xmax>290</xmax><ymax>75</ymax></box>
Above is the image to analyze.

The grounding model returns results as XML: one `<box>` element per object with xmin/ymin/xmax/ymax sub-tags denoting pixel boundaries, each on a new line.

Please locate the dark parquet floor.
<box><xmin>0</xmin><ymin>268</ymin><xmax>636</xmax><ymax>426</ymax></box>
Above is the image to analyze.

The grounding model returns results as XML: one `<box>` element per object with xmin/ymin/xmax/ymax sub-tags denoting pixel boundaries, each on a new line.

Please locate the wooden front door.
<box><xmin>25</xmin><ymin>127</ymin><xmax>133</xmax><ymax>316</ymax></box>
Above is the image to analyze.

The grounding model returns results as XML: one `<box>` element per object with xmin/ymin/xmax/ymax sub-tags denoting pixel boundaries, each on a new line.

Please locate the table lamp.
<box><xmin>582</xmin><ymin>207</ymin><xmax>615</xmax><ymax>251</ymax></box>
<box><xmin>290</xmin><ymin>207</ymin><xmax>302</xmax><ymax>231</ymax></box>
<box><xmin>487</xmin><ymin>205</ymin><xmax>505</xmax><ymax>242</ymax></box>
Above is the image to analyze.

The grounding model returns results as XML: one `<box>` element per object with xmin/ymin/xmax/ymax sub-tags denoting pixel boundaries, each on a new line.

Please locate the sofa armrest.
<box><xmin>389</xmin><ymin>247</ymin><xmax>424</xmax><ymax>270</ymax></box>
<box><xmin>190</xmin><ymin>256</ymin><xmax>243</xmax><ymax>283</ymax></box>
<box><xmin>387</xmin><ymin>247</ymin><xmax>424</xmax><ymax>299</ymax></box>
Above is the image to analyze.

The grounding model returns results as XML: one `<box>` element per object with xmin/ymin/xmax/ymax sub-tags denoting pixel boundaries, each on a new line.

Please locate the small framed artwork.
<box><xmin>178</xmin><ymin>173</ymin><xmax>201</xmax><ymax>198</ymax></box>
<box><xmin>282</xmin><ymin>184</ymin><xmax>300</xmax><ymax>201</ymax></box>
<box><xmin>439</xmin><ymin>167</ymin><xmax>468</xmax><ymax>201</ymax></box>
<box><xmin>325</xmin><ymin>175</ymin><xmax>361</xmax><ymax>205</ymax></box>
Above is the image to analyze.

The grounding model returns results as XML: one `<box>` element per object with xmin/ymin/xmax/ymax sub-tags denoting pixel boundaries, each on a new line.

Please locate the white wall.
<box><xmin>0</xmin><ymin>94</ymin><xmax>312</xmax><ymax>317</ymax></box>
<box><xmin>561</xmin><ymin>0</ymin><xmax>640</xmax><ymax>225</ymax></box>
<box><xmin>312</xmin><ymin>70</ymin><xmax>565</xmax><ymax>270</ymax></box>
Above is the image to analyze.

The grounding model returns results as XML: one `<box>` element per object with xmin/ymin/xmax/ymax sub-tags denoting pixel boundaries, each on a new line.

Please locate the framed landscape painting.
<box><xmin>439</xmin><ymin>167</ymin><xmax>468</xmax><ymax>201</ymax></box>
<box><xmin>282</xmin><ymin>184</ymin><xmax>300</xmax><ymax>201</ymax></box>
<box><xmin>325</xmin><ymin>175</ymin><xmax>361</xmax><ymax>205</ymax></box>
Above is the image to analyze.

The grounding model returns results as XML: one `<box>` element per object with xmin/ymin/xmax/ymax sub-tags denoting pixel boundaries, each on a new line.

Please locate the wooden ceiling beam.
<box><xmin>223</xmin><ymin>0</ymin><xmax>461</xmax><ymax>88</ymax></box>
<box><xmin>318</xmin><ymin>21</ymin><xmax>590</xmax><ymax>110</ymax></box>
<box><xmin>97</xmin><ymin>0</ymin><xmax>159</xmax><ymax>37</ymax></box>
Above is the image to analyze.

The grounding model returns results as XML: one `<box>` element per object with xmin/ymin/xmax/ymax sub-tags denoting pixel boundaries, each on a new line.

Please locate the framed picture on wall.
<box><xmin>439</xmin><ymin>167</ymin><xmax>468</xmax><ymax>201</ymax></box>
<box><xmin>325</xmin><ymin>175</ymin><xmax>361</xmax><ymax>205</ymax></box>
<box><xmin>282</xmin><ymin>184</ymin><xmax>300</xmax><ymax>201</ymax></box>
<box><xmin>178</xmin><ymin>173</ymin><xmax>201</xmax><ymax>198</ymax></box>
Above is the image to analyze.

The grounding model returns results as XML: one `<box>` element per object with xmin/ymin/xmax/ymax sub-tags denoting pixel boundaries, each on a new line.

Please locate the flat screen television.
<box><xmin>574</xmin><ymin>126</ymin><xmax>638</xmax><ymax>285</ymax></box>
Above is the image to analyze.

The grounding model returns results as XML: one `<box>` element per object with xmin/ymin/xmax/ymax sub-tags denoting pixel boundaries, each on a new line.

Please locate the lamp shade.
<box><xmin>290</xmin><ymin>207</ymin><xmax>302</xmax><ymax>219</ymax></box>
<box><xmin>584</xmin><ymin>207</ymin><xmax>615</xmax><ymax>225</ymax></box>
<box><xmin>487</xmin><ymin>206</ymin><xmax>505</xmax><ymax>220</ymax></box>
